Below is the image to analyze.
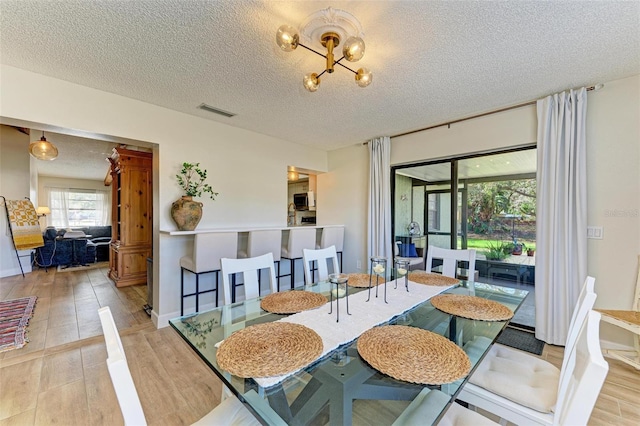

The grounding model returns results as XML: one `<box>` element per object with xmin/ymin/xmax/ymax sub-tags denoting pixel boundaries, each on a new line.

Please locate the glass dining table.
<box><xmin>169</xmin><ymin>277</ymin><xmax>528</xmax><ymax>426</ymax></box>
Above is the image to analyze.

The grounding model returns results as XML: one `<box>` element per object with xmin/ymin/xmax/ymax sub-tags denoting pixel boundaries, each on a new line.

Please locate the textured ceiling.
<box><xmin>1</xmin><ymin>0</ymin><xmax>639</xmax><ymax>158</ymax></box>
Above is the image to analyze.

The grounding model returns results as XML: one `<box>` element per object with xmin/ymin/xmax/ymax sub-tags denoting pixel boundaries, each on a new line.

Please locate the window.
<box><xmin>48</xmin><ymin>188</ymin><xmax>110</xmax><ymax>228</ymax></box>
<box><xmin>427</xmin><ymin>193</ymin><xmax>440</xmax><ymax>230</ymax></box>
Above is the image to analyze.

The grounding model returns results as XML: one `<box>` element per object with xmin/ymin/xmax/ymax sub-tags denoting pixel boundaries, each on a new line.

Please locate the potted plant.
<box><xmin>171</xmin><ymin>162</ymin><xmax>219</xmax><ymax>231</ymax></box>
<box><xmin>484</xmin><ymin>241</ymin><xmax>510</xmax><ymax>261</ymax></box>
<box><xmin>526</xmin><ymin>245</ymin><xmax>535</xmax><ymax>257</ymax></box>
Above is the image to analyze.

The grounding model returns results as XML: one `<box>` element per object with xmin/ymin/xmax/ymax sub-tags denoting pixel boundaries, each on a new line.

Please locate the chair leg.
<box><xmin>291</xmin><ymin>258</ymin><xmax>295</xmax><ymax>289</ymax></box>
<box><xmin>181</xmin><ymin>268</ymin><xmax>185</xmax><ymax>316</ymax></box>
<box><xmin>195</xmin><ymin>273</ymin><xmax>200</xmax><ymax>313</ymax></box>
<box><xmin>215</xmin><ymin>271</ymin><xmax>219</xmax><ymax>307</ymax></box>
<box><xmin>275</xmin><ymin>261</ymin><xmax>280</xmax><ymax>292</ymax></box>
<box><xmin>231</xmin><ymin>274</ymin><xmax>237</xmax><ymax>303</ymax></box>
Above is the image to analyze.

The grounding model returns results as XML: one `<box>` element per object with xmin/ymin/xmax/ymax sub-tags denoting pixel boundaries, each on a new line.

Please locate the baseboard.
<box><xmin>0</xmin><ymin>265</ymin><xmax>32</xmax><ymax>278</ymax></box>
<box><xmin>155</xmin><ymin>300</ymin><xmax>219</xmax><ymax>329</ymax></box>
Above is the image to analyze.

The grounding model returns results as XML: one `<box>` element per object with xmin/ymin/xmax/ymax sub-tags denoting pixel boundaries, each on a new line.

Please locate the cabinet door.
<box><xmin>121</xmin><ymin>166</ymin><xmax>152</xmax><ymax>245</ymax></box>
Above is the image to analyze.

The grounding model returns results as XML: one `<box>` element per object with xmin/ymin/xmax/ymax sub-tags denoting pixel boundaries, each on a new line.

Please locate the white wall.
<box><xmin>0</xmin><ymin>125</ymin><xmax>33</xmax><ymax>277</ymax></box>
<box><xmin>585</xmin><ymin>75</ymin><xmax>640</xmax><ymax>346</ymax></box>
<box><xmin>317</xmin><ymin>144</ymin><xmax>369</xmax><ymax>274</ymax></box>
<box><xmin>322</xmin><ymin>74</ymin><xmax>640</xmax><ymax>347</ymax></box>
<box><xmin>0</xmin><ymin>65</ymin><xmax>328</xmax><ymax>325</ymax></box>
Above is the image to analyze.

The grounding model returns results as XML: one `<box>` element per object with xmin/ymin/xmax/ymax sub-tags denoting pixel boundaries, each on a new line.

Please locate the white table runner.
<box><xmin>251</xmin><ymin>280</ymin><xmax>455</xmax><ymax>388</ymax></box>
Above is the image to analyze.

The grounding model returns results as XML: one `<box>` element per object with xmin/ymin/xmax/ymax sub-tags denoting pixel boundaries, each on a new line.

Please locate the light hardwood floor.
<box><xmin>1</xmin><ymin>267</ymin><xmax>638</xmax><ymax>425</ymax></box>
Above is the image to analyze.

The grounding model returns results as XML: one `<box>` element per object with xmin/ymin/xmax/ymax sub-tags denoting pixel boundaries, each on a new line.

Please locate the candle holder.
<box><xmin>394</xmin><ymin>258</ymin><xmax>410</xmax><ymax>292</ymax></box>
<box><xmin>328</xmin><ymin>273</ymin><xmax>350</xmax><ymax>322</ymax></box>
<box><xmin>367</xmin><ymin>256</ymin><xmax>388</xmax><ymax>303</ymax></box>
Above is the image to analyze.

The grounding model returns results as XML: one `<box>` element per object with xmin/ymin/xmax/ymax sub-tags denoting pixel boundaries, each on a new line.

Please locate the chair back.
<box><xmin>553</xmin><ymin>310</ymin><xmax>608</xmax><ymax>426</ymax></box>
<box><xmin>319</xmin><ymin>226</ymin><xmax>344</xmax><ymax>251</ymax></box>
<box><xmin>425</xmin><ymin>245</ymin><xmax>477</xmax><ymax>281</ymax></box>
<box><xmin>562</xmin><ymin>276</ymin><xmax>597</xmax><ymax>366</ymax></box>
<box><xmin>98</xmin><ymin>307</ymin><xmax>147</xmax><ymax>426</ymax></box>
<box><xmin>247</xmin><ymin>230</ymin><xmax>281</xmax><ymax>261</ymax></box>
<box><xmin>302</xmin><ymin>246</ymin><xmax>340</xmax><ymax>284</ymax></box>
<box><xmin>282</xmin><ymin>228</ymin><xmax>316</xmax><ymax>259</ymax></box>
<box><xmin>192</xmin><ymin>232</ymin><xmax>238</xmax><ymax>272</ymax></box>
<box><xmin>221</xmin><ymin>253</ymin><xmax>277</xmax><ymax>305</ymax></box>
<box><xmin>555</xmin><ymin>276</ymin><xmax>597</xmax><ymax>409</ymax></box>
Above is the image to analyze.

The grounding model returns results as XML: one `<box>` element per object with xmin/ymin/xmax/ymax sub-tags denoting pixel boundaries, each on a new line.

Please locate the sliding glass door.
<box><xmin>392</xmin><ymin>147</ymin><xmax>538</xmax><ymax>329</ymax></box>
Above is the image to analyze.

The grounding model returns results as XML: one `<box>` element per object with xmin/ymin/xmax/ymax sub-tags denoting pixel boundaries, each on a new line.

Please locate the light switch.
<box><xmin>587</xmin><ymin>226</ymin><xmax>604</xmax><ymax>239</ymax></box>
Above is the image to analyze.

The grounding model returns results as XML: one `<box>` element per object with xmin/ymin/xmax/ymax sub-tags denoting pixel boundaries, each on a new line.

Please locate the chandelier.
<box><xmin>276</xmin><ymin>7</ymin><xmax>372</xmax><ymax>92</ymax></box>
<box><xmin>29</xmin><ymin>131</ymin><xmax>58</xmax><ymax>161</ymax></box>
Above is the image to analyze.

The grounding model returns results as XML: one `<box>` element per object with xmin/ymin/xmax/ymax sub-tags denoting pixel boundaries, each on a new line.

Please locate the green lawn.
<box><xmin>466</xmin><ymin>238</ymin><xmax>536</xmax><ymax>251</ymax></box>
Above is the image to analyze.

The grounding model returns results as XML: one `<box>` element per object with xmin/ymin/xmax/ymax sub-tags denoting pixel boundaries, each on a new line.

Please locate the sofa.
<box><xmin>74</xmin><ymin>226</ymin><xmax>112</xmax><ymax>262</ymax></box>
<box><xmin>35</xmin><ymin>226</ymin><xmax>112</xmax><ymax>267</ymax></box>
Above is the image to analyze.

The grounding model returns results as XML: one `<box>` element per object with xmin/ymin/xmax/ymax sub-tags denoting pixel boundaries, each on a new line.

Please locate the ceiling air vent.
<box><xmin>197</xmin><ymin>103</ymin><xmax>236</xmax><ymax>118</ymax></box>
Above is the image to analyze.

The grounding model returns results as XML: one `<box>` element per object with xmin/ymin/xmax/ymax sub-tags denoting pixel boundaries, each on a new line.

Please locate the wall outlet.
<box><xmin>587</xmin><ymin>226</ymin><xmax>604</xmax><ymax>239</ymax></box>
<box><xmin>356</xmin><ymin>260</ymin><xmax>362</xmax><ymax>270</ymax></box>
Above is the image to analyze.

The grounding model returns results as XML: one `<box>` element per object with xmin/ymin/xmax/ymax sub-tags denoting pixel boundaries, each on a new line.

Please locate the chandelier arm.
<box><xmin>298</xmin><ymin>43</ymin><xmax>328</xmax><ymax>60</ymax></box>
<box><xmin>298</xmin><ymin>44</ymin><xmax>358</xmax><ymax>76</ymax></box>
<box><xmin>333</xmin><ymin>56</ymin><xmax>358</xmax><ymax>74</ymax></box>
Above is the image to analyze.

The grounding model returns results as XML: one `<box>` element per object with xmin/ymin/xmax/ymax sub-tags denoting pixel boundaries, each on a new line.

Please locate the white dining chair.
<box><xmin>180</xmin><ymin>232</ymin><xmax>238</xmax><ymax>315</ymax></box>
<box><xmin>220</xmin><ymin>252</ymin><xmax>277</xmax><ymax>306</ymax></box>
<box><xmin>457</xmin><ymin>277</ymin><xmax>606</xmax><ymax>426</ymax></box>
<box><xmin>425</xmin><ymin>245</ymin><xmax>477</xmax><ymax>282</ymax></box>
<box><xmin>98</xmin><ymin>306</ymin><xmax>259</xmax><ymax>426</ymax></box>
<box><xmin>316</xmin><ymin>226</ymin><xmax>344</xmax><ymax>270</ymax></box>
<box><xmin>238</xmin><ymin>229</ymin><xmax>283</xmax><ymax>290</ymax></box>
<box><xmin>302</xmin><ymin>245</ymin><xmax>340</xmax><ymax>284</ymax></box>
<box><xmin>460</xmin><ymin>276</ymin><xmax>595</xmax><ymax>409</ymax></box>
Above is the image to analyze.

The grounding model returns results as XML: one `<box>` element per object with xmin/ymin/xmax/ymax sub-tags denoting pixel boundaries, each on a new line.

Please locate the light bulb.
<box><xmin>276</xmin><ymin>25</ymin><xmax>299</xmax><ymax>52</ymax></box>
<box><xmin>343</xmin><ymin>36</ymin><xmax>365</xmax><ymax>62</ymax></box>
<box><xmin>355</xmin><ymin>68</ymin><xmax>372</xmax><ymax>87</ymax></box>
<box><xmin>303</xmin><ymin>73</ymin><xmax>320</xmax><ymax>92</ymax></box>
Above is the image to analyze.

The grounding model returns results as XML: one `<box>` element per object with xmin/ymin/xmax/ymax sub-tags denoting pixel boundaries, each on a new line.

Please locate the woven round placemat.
<box><xmin>260</xmin><ymin>291</ymin><xmax>327</xmax><ymax>314</ymax></box>
<box><xmin>408</xmin><ymin>271</ymin><xmax>460</xmax><ymax>286</ymax></box>
<box><xmin>431</xmin><ymin>294</ymin><xmax>514</xmax><ymax>321</ymax></box>
<box><xmin>347</xmin><ymin>273</ymin><xmax>385</xmax><ymax>288</ymax></box>
<box><xmin>357</xmin><ymin>325</ymin><xmax>470</xmax><ymax>385</ymax></box>
<box><xmin>217</xmin><ymin>322</ymin><xmax>323</xmax><ymax>378</ymax></box>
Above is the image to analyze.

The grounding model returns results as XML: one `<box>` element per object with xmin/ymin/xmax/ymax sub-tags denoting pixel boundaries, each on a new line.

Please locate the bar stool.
<box><xmin>316</xmin><ymin>226</ymin><xmax>345</xmax><ymax>271</ymax></box>
<box><xmin>238</xmin><ymin>229</ymin><xmax>283</xmax><ymax>290</ymax></box>
<box><xmin>180</xmin><ymin>232</ymin><xmax>238</xmax><ymax>315</ymax></box>
<box><xmin>281</xmin><ymin>228</ymin><xmax>316</xmax><ymax>289</ymax></box>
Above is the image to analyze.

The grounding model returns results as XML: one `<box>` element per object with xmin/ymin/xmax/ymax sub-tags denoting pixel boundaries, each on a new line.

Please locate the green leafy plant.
<box><xmin>176</xmin><ymin>162</ymin><xmax>219</xmax><ymax>200</ymax></box>
<box><xmin>484</xmin><ymin>240</ymin><xmax>511</xmax><ymax>261</ymax></box>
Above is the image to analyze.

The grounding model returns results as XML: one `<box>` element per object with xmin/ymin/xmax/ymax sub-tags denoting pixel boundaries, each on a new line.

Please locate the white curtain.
<box><xmin>47</xmin><ymin>187</ymin><xmax>70</xmax><ymax>228</ymax></box>
<box><xmin>97</xmin><ymin>190</ymin><xmax>111</xmax><ymax>226</ymax></box>
<box><xmin>47</xmin><ymin>187</ymin><xmax>110</xmax><ymax>227</ymax></box>
<box><xmin>536</xmin><ymin>88</ymin><xmax>588</xmax><ymax>345</ymax></box>
<box><xmin>367</xmin><ymin>136</ymin><xmax>393</xmax><ymax>263</ymax></box>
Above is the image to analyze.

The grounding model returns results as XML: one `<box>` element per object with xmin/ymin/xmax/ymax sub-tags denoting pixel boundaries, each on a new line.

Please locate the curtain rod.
<box><xmin>363</xmin><ymin>84</ymin><xmax>601</xmax><ymax>144</ymax></box>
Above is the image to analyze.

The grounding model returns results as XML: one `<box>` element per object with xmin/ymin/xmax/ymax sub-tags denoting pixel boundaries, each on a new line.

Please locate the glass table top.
<box><xmin>169</xmin><ymin>278</ymin><xmax>528</xmax><ymax>426</ymax></box>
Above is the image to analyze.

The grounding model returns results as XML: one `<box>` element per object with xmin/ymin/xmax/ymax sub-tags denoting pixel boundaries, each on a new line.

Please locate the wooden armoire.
<box><xmin>107</xmin><ymin>147</ymin><xmax>152</xmax><ymax>287</ymax></box>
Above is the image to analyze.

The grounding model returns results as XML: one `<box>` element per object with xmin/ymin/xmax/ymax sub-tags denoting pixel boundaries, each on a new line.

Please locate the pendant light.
<box><xmin>29</xmin><ymin>131</ymin><xmax>58</xmax><ymax>161</ymax></box>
